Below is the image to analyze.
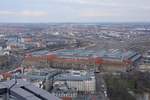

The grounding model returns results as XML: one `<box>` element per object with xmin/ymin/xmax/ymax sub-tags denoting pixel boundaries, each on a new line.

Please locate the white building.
<box><xmin>54</xmin><ymin>70</ymin><xmax>95</xmax><ymax>92</ymax></box>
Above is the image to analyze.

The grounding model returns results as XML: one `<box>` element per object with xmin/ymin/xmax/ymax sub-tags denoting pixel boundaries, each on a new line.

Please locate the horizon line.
<box><xmin>0</xmin><ymin>21</ymin><xmax>150</xmax><ymax>24</ymax></box>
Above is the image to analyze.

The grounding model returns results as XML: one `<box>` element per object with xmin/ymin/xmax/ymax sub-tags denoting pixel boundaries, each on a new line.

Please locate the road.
<box><xmin>95</xmin><ymin>72</ymin><xmax>109</xmax><ymax>100</ymax></box>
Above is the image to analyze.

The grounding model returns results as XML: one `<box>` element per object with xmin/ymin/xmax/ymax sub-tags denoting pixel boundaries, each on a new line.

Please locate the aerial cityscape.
<box><xmin>0</xmin><ymin>23</ymin><xmax>150</xmax><ymax>100</ymax></box>
<box><xmin>1</xmin><ymin>0</ymin><xmax>150</xmax><ymax>100</ymax></box>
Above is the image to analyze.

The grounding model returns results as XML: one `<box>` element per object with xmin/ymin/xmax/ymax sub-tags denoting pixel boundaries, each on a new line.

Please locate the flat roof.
<box><xmin>30</xmin><ymin>49</ymin><xmax>141</xmax><ymax>62</ymax></box>
<box><xmin>0</xmin><ymin>79</ymin><xmax>61</xmax><ymax>100</ymax></box>
<box><xmin>52</xmin><ymin>49</ymin><xmax>139</xmax><ymax>60</ymax></box>
<box><xmin>54</xmin><ymin>73</ymin><xmax>92</xmax><ymax>81</ymax></box>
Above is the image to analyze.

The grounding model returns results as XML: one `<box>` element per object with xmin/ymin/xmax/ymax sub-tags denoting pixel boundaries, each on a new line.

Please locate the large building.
<box><xmin>139</xmin><ymin>50</ymin><xmax>150</xmax><ymax>72</ymax></box>
<box><xmin>143</xmin><ymin>50</ymin><xmax>150</xmax><ymax>64</ymax></box>
<box><xmin>53</xmin><ymin>70</ymin><xmax>95</xmax><ymax>92</ymax></box>
<box><xmin>25</xmin><ymin>49</ymin><xmax>141</xmax><ymax>72</ymax></box>
<box><xmin>23</xmin><ymin>69</ymin><xmax>96</xmax><ymax>99</ymax></box>
<box><xmin>0</xmin><ymin>79</ymin><xmax>61</xmax><ymax>100</ymax></box>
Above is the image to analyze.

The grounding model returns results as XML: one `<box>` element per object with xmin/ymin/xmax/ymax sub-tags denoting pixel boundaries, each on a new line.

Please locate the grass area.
<box><xmin>104</xmin><ymin>75</ymin><xmax>136</xmax><ymax>100</ymax></box>
<box><xmin>104</xmin><ymin>72</ymin><xmax>150</xmax><ymax>100</ymax></box>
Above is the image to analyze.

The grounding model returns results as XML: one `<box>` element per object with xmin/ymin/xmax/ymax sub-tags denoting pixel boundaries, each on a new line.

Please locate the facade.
<box><xmin>139</xmin><ymin>50</ymin><xmax>150</xmax><ymax>72</ymax></box>
<box><xmin>143</xmin><ymin>51</ymin><xmax>150</xmax><ymax>64</ymax></box>
<box><xmin>53</xmin><ymin>70</ymin><xmax>95</xmax><ymax>92</ymax></box>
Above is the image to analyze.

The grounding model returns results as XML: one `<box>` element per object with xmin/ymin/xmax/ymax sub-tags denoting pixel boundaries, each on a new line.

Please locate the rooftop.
<box><xmin>29</xmin><ymin>49</ymin><xmax>141</xmax><ymax>63</ymax></box>
<box><xmin>0</xmin><ymin>79</ymin><xmax>61</xmax><ymax>100</ymax></box>
<box><xmin>54</xmin><ymin>71</ymin><xmax>93</xmax><ymax>81</ymax></box>
<box><xmin>52</xmin><ymin>49</ymin><xmax>139</xmax><ymax>61</ymax></box>
<box><xmin>25</xmin><ymin>70</ymin><xmax>94</xmax><ymax>81</ymax></box>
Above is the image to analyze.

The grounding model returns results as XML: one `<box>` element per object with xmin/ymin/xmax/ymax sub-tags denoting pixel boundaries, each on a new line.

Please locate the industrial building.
<box><xmin>25</xmin><ymin>49</ymin><xmax>141</xmax><ymax>72</ymax></box>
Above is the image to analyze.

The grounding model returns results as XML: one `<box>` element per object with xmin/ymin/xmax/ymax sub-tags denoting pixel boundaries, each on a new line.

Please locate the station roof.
<box><xmin>30</xmin><ymin>49</ymin><xmax>141</xmax><ymax>62</ymax></box>
<box><xmin>31</xmin><ymin>50</ymin><xmax>49</xmax><ymax>56</ymax></box>
<box><xmin>52</xmin><ymin>49</ymin><xmax>139</xmax><ymax>61</ymax></box>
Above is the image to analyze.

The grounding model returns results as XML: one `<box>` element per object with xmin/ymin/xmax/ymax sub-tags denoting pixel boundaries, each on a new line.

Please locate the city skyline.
<box><xmin>0</xmin><ymin>0</ymin><xmax>150</xmax><ymax>23</ymax></box>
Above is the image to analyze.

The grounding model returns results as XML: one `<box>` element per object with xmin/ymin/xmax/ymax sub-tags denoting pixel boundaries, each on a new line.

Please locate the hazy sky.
<box><xmin>0</xmin><ymin>0</ymin><xmax>150</xmax><ymax>23</ymax></box>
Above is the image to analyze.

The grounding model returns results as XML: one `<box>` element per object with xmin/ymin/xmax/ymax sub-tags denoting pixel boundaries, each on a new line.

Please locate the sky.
<box><xmin>0</xmin><ymin>0</ymin><xmax>150</xmax><ymax>23</ymax></box>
